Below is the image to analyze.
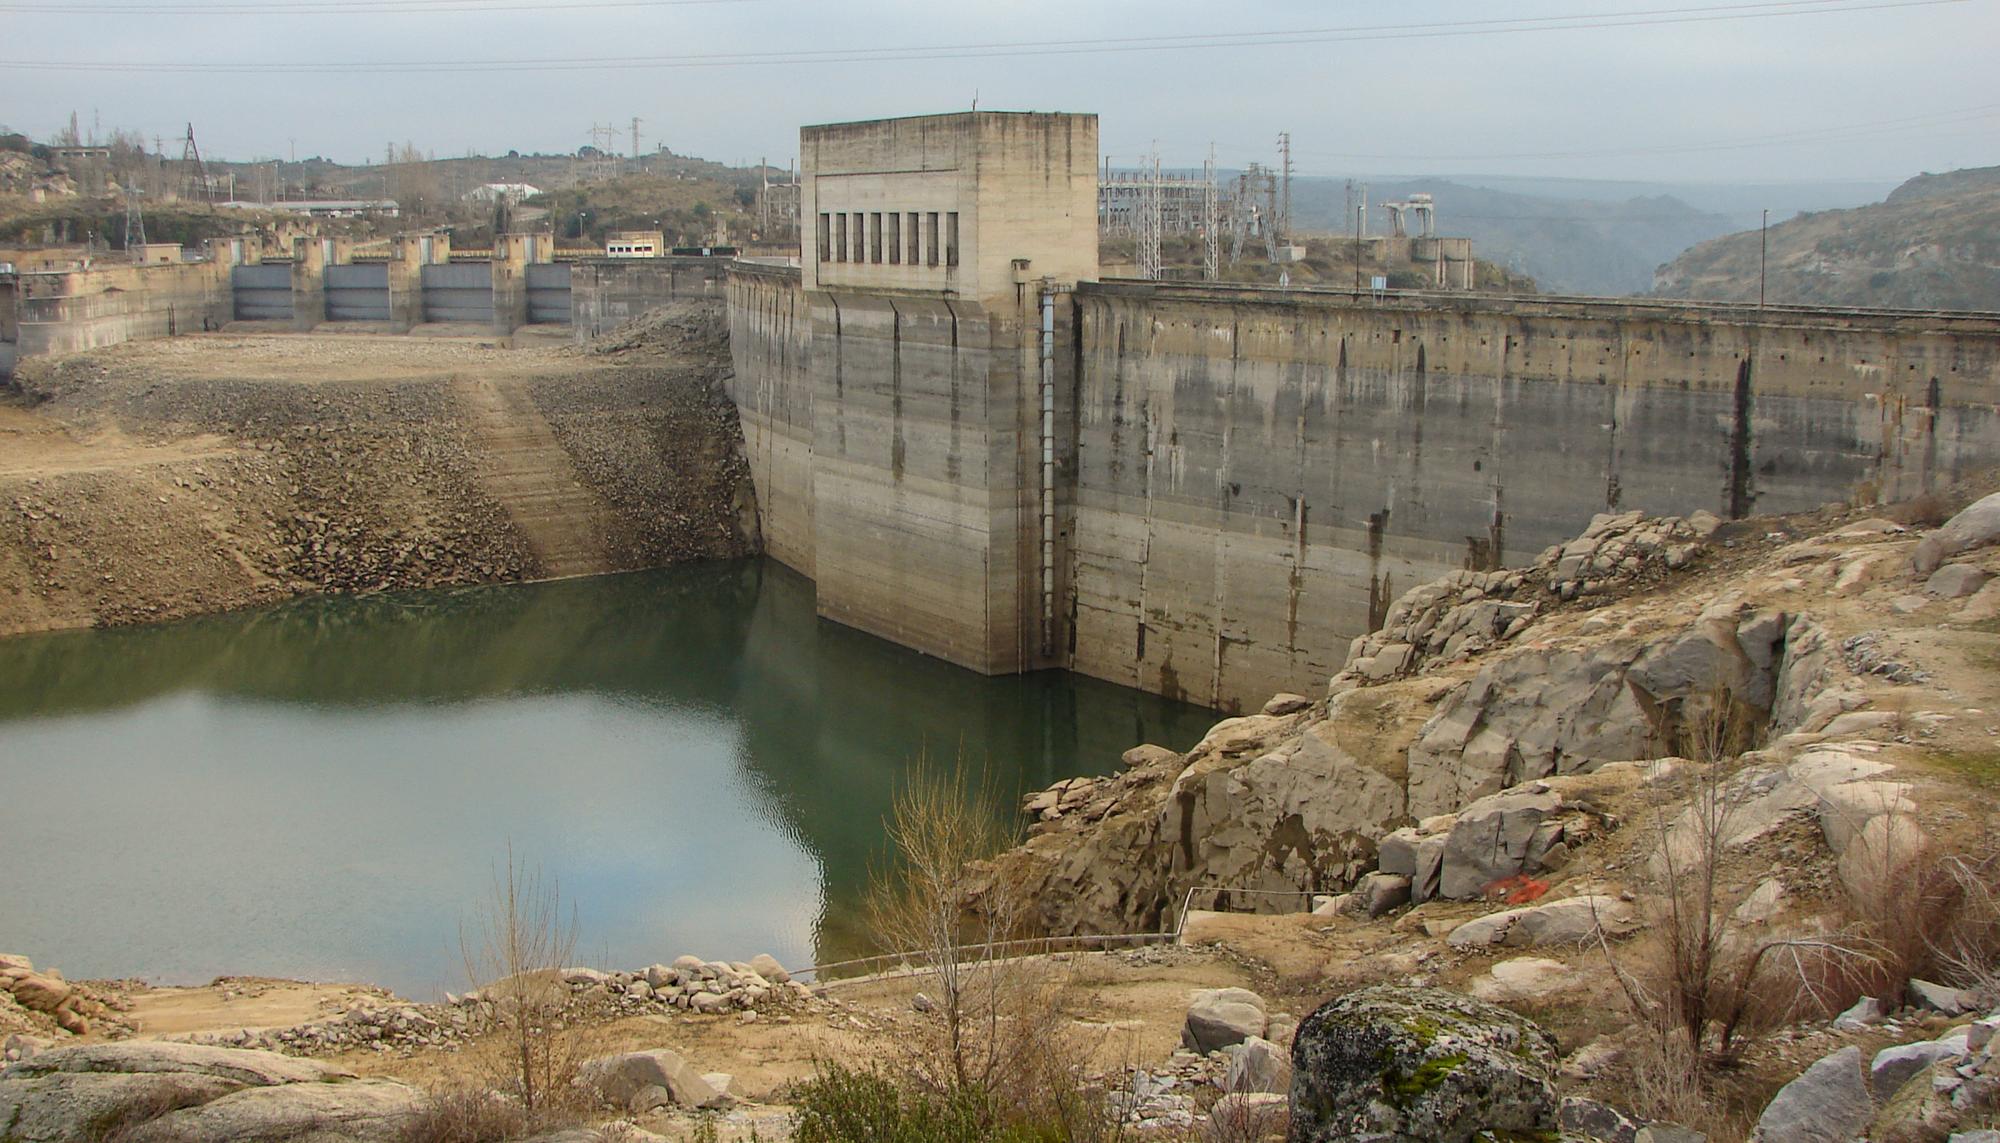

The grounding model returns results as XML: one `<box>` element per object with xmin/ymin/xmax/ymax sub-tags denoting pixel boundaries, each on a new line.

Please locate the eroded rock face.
<box><xmin>1164</xmin><ymin>704</ymin><xmax>1407</xmax><ymax>904</ymax></box>
<box><xmin>1407</xmin><ymin>604</ymin><xmax>1813</xmax><ymax>819</ymax></box>
<box><xmin>1287</xmin><ymin>985</ymin><xmax>1560</xmax><ymax>1143</ymax></box>
<box><xmin>0</xmin><ymin>1042</ymin><xmax>409</xmax><ymax>1143</ymax></box>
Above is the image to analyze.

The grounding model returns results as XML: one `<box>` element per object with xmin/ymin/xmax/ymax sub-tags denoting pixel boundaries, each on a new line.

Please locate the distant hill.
<box><xmin>1286</xmin><ymin>177</ymin><xmax>1734</xmax><ymax>296</ymax></box>
<box><xmin>1650</xmin><ymin>165</ymin><xmax>2000</xmax><ymax>311</ymax></box>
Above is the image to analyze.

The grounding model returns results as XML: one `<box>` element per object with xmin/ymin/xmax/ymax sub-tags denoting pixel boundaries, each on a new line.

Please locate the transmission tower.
<box><xmin>1276</xmin><ymin>132</ymin><xmax>1293</xmax><ymax>247</ymax></box>
<box><xmin>630</xmin><ymin>116</ymin><xmax>643</xmax><ymax>161</ymax></box>
<box><xmin>1201</xmin><ymin>146</ymin><xmax>1219</xmax><ymax>282</ymax></box>
<box><xmin>178</xmin><ymin>124</ymin><xmax>212</xmax><ymax>203</ymax></box>
<box><xmin>124</xmin><ymin>190</ymin><xmax>146</xmax><ymax>257</ymax></box>
<box><xmin>1136</xmin><ymin>149</ymin><xmax>1163</xmax><ymax>282</ymax></box>
<box><xmin>1229</xmin><ymin>164</ymin><xmax>1262</xmax><ymax>265</ymax></box>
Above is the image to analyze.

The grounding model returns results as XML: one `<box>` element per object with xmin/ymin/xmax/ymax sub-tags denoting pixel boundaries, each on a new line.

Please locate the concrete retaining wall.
<box><xmin>570</xmin><ymin>258</ymin><xmax>730</xmax><ymax>342</ymax></box>
<box><xmin>726</xmin><ymin>265</ymin><xmax>815</xmax><ymax>576</ymax></box>
<box><xmin>16</xmin><ymin>261</ymin><xmax>232</xmax><ymax>357</ymax></box>
<box><xmin>724</xmin><ymin>263</ymin><xmax>1054</xmax><ymax>676</ymax></box>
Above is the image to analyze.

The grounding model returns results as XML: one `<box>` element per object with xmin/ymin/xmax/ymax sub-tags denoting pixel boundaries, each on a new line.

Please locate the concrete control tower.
<box><xmin>788</xmin><ymin>111</ymin><xmax>1099</xmax><ymax>676</ymax></box>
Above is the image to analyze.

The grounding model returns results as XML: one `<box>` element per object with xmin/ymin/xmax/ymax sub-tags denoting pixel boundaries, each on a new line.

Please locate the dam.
<box><xmin>727</xmin><ymin>111</ymin><xmax>2000</xmax><ymax>713</ymax></box>
<box><xmin>5</xmin><ymin>109</ymin><xmax>1997</xmax><ymax>714</ymax></box>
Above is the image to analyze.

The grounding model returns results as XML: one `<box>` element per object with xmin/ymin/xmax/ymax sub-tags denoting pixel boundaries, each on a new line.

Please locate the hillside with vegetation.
<box><xmin>1289</xmin><ymin>176</ymin><xmax>1734</xmax><ymax>296</ymax></box>
<box><xmin>1651</xmin><ymin>165</ymin><xmax>2000</xmax><ymax>311</ymax></box>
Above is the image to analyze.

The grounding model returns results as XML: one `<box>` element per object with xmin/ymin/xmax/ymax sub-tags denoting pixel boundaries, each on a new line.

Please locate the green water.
<box><xmin>0</xmin><ymin>560</ymin><xmax>1217</xmax><ymax>999</ymax></box>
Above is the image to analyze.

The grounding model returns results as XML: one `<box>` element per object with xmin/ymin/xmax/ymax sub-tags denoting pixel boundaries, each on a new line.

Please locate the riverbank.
<box><xmin>0</xmin><ymin>305</ymin><xmax>755</xmax><ymax>637</ymax></box>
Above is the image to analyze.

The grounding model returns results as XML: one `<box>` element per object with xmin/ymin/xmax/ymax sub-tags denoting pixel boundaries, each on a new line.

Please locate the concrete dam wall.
<box><xmin>728</xmin><ymin>268</ymin><xmax>2000</xmax><ymax>713</ymax></box>
<box><xmin>725</xmin><ymin>261</ymin><xmax>1063</xmax><ymax>676</ymax></box>
<box><xmin>1065</xmin><ymin>283</ymin><xmax>2000</xmax><ymax>709</ymax></box>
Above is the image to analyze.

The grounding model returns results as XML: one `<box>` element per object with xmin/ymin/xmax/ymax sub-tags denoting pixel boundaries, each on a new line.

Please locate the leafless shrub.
<box><xmin>458</xmin><ymin>841</ymin><xmax>587</xmax><ymax>1115</ymax></box>
<box><xmin>859</xmin><ymin>751</ymin><xmax>1132</xmax><ymax>1138</ymax></box>
<box><xmin>1602</xmin><ymin>685</ymin><xmax>1879</xmax><ymax>1112</ymax></box>
<box><xmin>1202</xmin><ymin>1093</ymin><xmax>1289</xmax><ymax>1143</ymax></box>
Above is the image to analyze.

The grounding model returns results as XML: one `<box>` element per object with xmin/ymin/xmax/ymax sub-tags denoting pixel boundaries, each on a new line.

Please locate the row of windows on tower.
<box><xmin>817</xmin><ymin>210</ymin><xmax>960</xmax><ymax>268</ymax></box>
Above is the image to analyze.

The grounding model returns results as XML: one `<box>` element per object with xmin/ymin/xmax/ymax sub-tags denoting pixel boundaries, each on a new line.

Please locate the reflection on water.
<box><xmin>0</xmin><ymin>561</ymin><xmax>1217</xmax><ymax>999</ymax></box>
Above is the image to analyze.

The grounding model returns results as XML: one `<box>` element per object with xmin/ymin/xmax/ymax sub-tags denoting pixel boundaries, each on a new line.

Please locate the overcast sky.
<box><xmin>5</xmin><ymin>0</ymin><xmax>1995</xmax><ymax>185</ymax></box>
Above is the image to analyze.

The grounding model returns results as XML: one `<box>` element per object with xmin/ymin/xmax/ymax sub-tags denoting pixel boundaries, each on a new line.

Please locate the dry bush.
<box><xmin>1203</xmin><ymin>1094</ymin><xmax>1289</xmax><ymax>1143</ymax></box>
<box><xmin>869</xmin><ymin>753</ymin><xmax>1046</xmax><ymax>1100</ymax></box>
<box><xmin>848</xmin><ymin>751</ymin><xmax>1130</xmax><ymax>1141</ymax></box>
<box><xmin>1927</xmin><ymin>851</ymin><xmax>2000</xmax><ymax>997</ymax></box>
<box><xmin>397</xmin><ymin>1084</ymin><xmax>579</xmax><ymax>1143</ymax></box>
<box><xmin>458</xmin><ymin>842</ymin><xmax>588</xmax><ymax>1116</ymax></box>
<box><xmin>1837</xmin><ymin>844</ymin><xmax>2000</xmax><ymax>1004</ymax></box>
<box><xmin>1605</xmin><ymin>686</ymin><xmax>1878</xmax><ymax>1114</ymax></box>
<box><xmin>1886</xmin><ymin>491</ymin><xmax>1952</xmax><ymax>528</ymax></box>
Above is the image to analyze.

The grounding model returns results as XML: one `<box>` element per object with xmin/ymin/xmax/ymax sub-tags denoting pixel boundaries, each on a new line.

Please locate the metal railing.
<box><xmin>794</xmin><ymin>881</ymin><xmax>1319</xmax><ymax>989</ymax></box>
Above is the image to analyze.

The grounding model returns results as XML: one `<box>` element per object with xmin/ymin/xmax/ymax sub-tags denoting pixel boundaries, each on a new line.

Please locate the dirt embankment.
<box><xmin>0</xmin><ymin>304</ymin><xmax>757</xmax><ymax>637</ymax></box>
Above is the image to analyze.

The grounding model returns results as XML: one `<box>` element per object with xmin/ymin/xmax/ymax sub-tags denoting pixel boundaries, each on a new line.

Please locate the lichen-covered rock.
<box><xmin>1287</xmin><ymin>985</ymin><xmax>1559</xmax><ymax>1143</ymax></box>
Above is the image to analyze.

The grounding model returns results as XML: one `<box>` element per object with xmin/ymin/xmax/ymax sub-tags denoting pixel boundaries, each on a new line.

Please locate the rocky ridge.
<box><xmin>977</xmin><ymin>491</ymin><xmax>2000</xmax><ymax>946</ymax></box>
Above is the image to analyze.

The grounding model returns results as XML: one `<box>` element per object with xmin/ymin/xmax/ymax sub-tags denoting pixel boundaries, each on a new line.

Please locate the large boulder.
<box><xmin>1873</xmin><ymin>1037</ymin><xmax>1966</xmax><ymax>1100</ymax></box>
<box><xmin>1446</xmin><ymin>896</ymin><xmax>1638</xmax><ymax>949</ymax></box>
<box><xmin>1752</xmin><ymin>1045</ymin><xmax>1874</xmax><ymax>1143</ymax></box>
<box><xmin>1287</xmin><ymin>985</ymin><xmax>1560</xmax><ymax>1143</ymax></box>
<box><xmin>1</xmin><ymin>1042</ymin><xmax>345</xmax><ymax>1087</ymax></box>
<box><xmin>1184</xmin><ymin>988</ymin><xmax>1268</xmax><ymax>1054</ymax></box>
<box><xmin>1223</xmin><ymin>1036</ymin><xmax>1292</xmax><ymax>1094</ymax></box>
<box><xmin>118</xmin><ymin>1080</ymin><xmax>420</xmax><ymax>1143</ymax></box>
<box><xmin>578</xmin><ymin>1048</ymin><xmax>722</xmax><ymax>1111</ymax></box>
<box><xmin>1162</xmin><ymin>703</ymin><xmax>1409</xmax><ymax>905</ymax></box>
<box><xmin>1437</xmin><ymin>788</ymin><xmax>1561</xmax><ymax>899</ymax></box>
<box><xmin>0</xmin><ymin>1072</ymin><xmax>243</xmax><ymax>1143</ymax></box>
<box><xmin>1912</xmin><ymin>492</ymin><xmax>2000</xmax><ymax>574</ymax></box>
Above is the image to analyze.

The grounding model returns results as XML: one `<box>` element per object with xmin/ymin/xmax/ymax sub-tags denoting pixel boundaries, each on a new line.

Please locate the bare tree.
<box><xmin>1601</xmin><ymin>684</ymin><xmax>1877</xmax><ymax>1126</ymax></box>
<box><xmin>459</xmin><ymin>842</ymin><xmax>582</xmax><ymax>1113</ymax></box>
<box><xmin>865</xmin><ymin>751</ymin><xmax>1078</xmax><ymax>1118</ymax></box>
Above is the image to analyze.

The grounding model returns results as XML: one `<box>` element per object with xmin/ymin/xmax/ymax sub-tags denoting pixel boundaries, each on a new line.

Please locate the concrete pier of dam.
<box><xmin>727</xmin><ymin>111</ymin><xmax>2000</xmax><ymax>713</ymax></box>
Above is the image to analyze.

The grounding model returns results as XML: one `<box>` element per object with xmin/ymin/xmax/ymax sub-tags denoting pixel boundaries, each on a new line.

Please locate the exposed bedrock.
<box><xmin>969</xmin><ymin>511</ymin><xmax>1836</xmax><ymax>937</ymax></box>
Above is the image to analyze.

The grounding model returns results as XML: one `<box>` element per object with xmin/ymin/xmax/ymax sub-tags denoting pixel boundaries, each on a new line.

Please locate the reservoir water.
<box><xmin>0</xmin><ymin>560</ymin><xmax>1218</xmax><ymax>999</ymax></box>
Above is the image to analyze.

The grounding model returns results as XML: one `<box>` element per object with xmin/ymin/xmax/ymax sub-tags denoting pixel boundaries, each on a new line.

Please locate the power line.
<box><xmin>1108</xmin><ymin>100</ymin><xmax>2000</xmax><ymax>171</ymax></box>
<box><xmin>1</xmin><ymin>0</ymin><xmax>757</xmax><ymax>11</ymax></box>
<box><xmin>0</xmin><ymin>0</ymin><xmax>1965</xmax><ymax>71</ymax></box>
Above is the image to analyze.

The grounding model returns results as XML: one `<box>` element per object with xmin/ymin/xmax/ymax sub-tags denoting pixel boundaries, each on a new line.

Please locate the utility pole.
<box><xmin>1354</xmin><ymin>204</ymin><xmax>1364</xmax><ymax>291</ymax></box>
<box><xmin>759</xmin><ymin>155</ymin><xmax>769</xmax><ymax>236</ymax></box>
<box><xmin>1759</xmin><ymin>208</ymin><xmax>1769</xmax><ymax>310</ymax></box>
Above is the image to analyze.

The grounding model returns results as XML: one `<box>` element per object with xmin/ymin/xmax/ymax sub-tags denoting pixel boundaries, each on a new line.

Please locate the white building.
<box><xmin>464</xmin><ymin>183</ymin><xmax>542</xmax><ymax>205</ymax></box>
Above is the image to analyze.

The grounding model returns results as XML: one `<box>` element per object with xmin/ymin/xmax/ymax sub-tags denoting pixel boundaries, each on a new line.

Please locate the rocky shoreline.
<box><xmin>0</xmin><ymin>307</ymin><xmax>755</xmax><ymax>638</ymax></box>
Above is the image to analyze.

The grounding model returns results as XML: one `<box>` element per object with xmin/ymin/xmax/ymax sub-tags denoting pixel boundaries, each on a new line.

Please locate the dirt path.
<box><xmin>451</xmin><ymin>375</ymin><xmax>617</xmax><ymax>580</ymax></box>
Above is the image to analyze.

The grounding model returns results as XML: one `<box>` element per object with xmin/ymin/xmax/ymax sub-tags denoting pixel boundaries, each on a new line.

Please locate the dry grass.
<box><xmin>396</xmin><ymin>1084</ymin><xmax>581</xmax><ymax>1143</ymax></box>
